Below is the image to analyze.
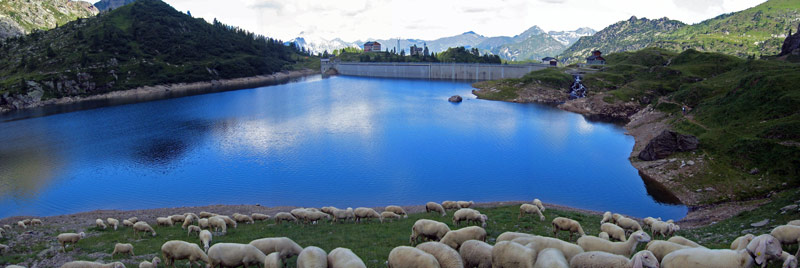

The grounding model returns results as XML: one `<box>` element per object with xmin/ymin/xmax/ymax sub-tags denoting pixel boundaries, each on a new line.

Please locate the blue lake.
<box><xmin>0</xmin><ymin>75</ymin><xmax>687</xmax><ymax>219</ymax></box>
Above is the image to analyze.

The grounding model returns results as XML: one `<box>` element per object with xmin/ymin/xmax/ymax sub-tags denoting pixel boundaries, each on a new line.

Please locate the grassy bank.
<box><xmin>2</xmin><ymin>193</ymin><xmax>798</xmax><ymax>267</ymax></box>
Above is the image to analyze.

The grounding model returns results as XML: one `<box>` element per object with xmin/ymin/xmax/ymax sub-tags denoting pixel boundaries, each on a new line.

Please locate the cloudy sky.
<box><xmin>164</xmin><ymin>0</ymin><xmax>767</xmax><ymax>42</ymax></box>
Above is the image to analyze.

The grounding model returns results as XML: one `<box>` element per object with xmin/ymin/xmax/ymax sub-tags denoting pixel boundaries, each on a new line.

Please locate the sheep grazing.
<box><xmin>440</xmin><ymin>226</ymin><xmax>486</xmax><ymax>250</ymax></box>
<box><xmin>297</xmin><ymin>246</ymin><xmax>327</xmax><ymax>268</ymax></box>
<box><xmin>601</xmin><ymin>211</ymin><xmax>613</xmax><ymax>224</ymax></box>
<box><xmin>615</xmin><ymin>217</ymin><xmax>643</xmax><ymax>235</ymax></box>
<box><xmin>519</xmin><ymin>204</ymin><xmax>545</xmax><ymax>221</ymax></box>
<box><xmin>139</xmin><ymin>257</ymin><xmax>161</xmax><ymax>268</ymax></box>
<box><xmin>416</xmin><ymin>242</ymin><xmax>464</xmax><ymax>268</ymax></box>
<box><xmin>127</xmin><ymin>217</ymin><xmax>138</xmax><ymax>223</ymax></box>
<box><xmin>133</xmin><ymin>221</ymin><xmax>157</xmax><ymax>238</ymax></box>
<box><xmin>248</xmin><ymin>237</ymin><xmax>303</xmax><ymax>263</ymax></box>
<box><xmin>576</xmin><ymin>231</ymin><xmax>651</xmax><ymax>258</ymax></box>
<box><xmin>533</xmin><ymin>248</ymin><xmax>568</xmax><ymax>268</ymax></box>
<box><xmin>731</xmin><ymin>234</ymin><xmax>756</xmax><ymax>250</ymax></box>
<box><xmin>354</xmin><ymin>207</ymin><xmax>381</xmax><ymax>223</ymax></box>
<box><xmin>411</xmin><ymin>219</ymin><xmax>451</xmax><ymax>245</ymax></box>
<box><xmin>426</xmin><ymin>202</ymin><xmax>447</xmax><ymax>217</ymax></box>
<box><xmin>650</xmin><ymin>220</ymin><xmax>679</xmax><ymax>239</ymax></box>
<box><xmin>275</xmin><ymin>212</ymin><xmax>298</xmax><ymax>224</ymax></box>
<box><xmin>321</xmin><ymin>206</ymin><xmax>339</xmax><ymax>216</ymax></box>
<box><xmin>781</xmin><ymin>251</ymin><xmax>798</xmax><ymax>268</ymax></box>
<box><xmin>491</xmin><ymin>241</ymin><xmax>536</xmax><ymax>268</ymax></box>
<box><xmin>95</xmin><ymin>218</ymin><xmax>107</xmax><ymax>230</ymax></box>
<box><xmin>161</xmin><ymin>240</ymin><xmax>210</xmax><ymax>267</ymax></box>
<box><xmin>156</xmin><ymin>217</ymin><xmax>173</xmax><ymax>227</ymax></box>
<box><xmin>198</xmin><ymin>211</ymin><xmax>217</xmax><ymax>218</ymax></box>
<box><xmin>187</xmin><ymin>225</ymin><xmax>201</xmax><ymax>236</ymax></box>
<box><xmin>601</xmin><ymin>223</ymin><xmax>627</xmax><ymax>242</ymax></box>
<box><xmin>332</xmin><ymin>208</ymin><xmax>355</xmax><ymax>223</ymax></box>
<box><xmin>111</xmin><ymin>243</ymin><xmax>134</xmax><ymax>257</ymax></box>
<box><xmin>569</xmin><ymin>250</ymin><xmax>659</xmax><ymax>268</ymax></box>
<box><xmin>533</xmin><ymin>199</ymin><xmax>546</xmax><ymax>211</ymax></box>
<box><xmin>302</xmin><ymin>211</ymin><xmax>331</xmax><ymax>224</ymax></box>
<box><xmin>123</xmin><ymin>220</ymin><xmax>134</xmax><ymax>227</ymax></box>
<box><xmin>385</xmin><ymin>205</ymin><xmax>408</xmax><ymax>218</ymax></box>
<box><xmin>30</xmin><ymin>219</ymin><xmax>42</xmax><ymax>226</ymax></box>
<box><xmin>56</xmin><ymin>232</ymin><xmax>86</xmax><ymax>252</ymax></box>
<box><xmin>170</xmin><ymin>214</ymin><xmax>186</xmax><ymax>224</ymax></box>
<box><xmin>551</xmin><ymin>217</ymin><xmax>585</xmax><ymax>241</ymax></box>
<box><xmin>459</xmin><ymin>240</ymin><xmax>493</xmax><ymax>268</ymax></box>
<box><xmin>182</xmin><ymin>214</ymin><xmax>195</xmax><ymax>229</ymax></box>
<box><xmin>199</xmin><ymin>218</ymin><xmax>210</xmax><ymax>229</ymax></box>
<box><xmin>442</xmin><ymin>201</ymin><xmax>460</xmax><ymax>210</ymax></box>
<box><xmin>387</xmin><ymin>246</ymin><xmax>440</xmax><ymax>268</ymax></box>
<box><xmin>510</xmin><ymin>236</ymin><xmax>585</xmax><ymax>261</ymax></box>
<box><xmin>106</xmin><ymin>218</ymin><xmax>119</xmax><ymax>231</ymax></box>
<box><xmin>16</xmin><ymin>221</ymin><xmax>26</xmax><ymax>229</ymax></box>
<box><xmin>218</xmin><ymin>215</ymin><xmax>240</xmax><ymax>228</ymax></box>
<box><xmin>207</xmin><ymin>243</ymin><xmax>267</xmax><ymax>268</ymax></box>
<box><xmin>667</xmin><ymin>236</ymin><xmax>703</xmax><ymax>248</ymax></box>
<box><xmin>327</xmin><ymin>247</ymin><xmax>366</xmax><ymax>268</ymax></box>
<box><xmin>232</xmin><ymin>213</ymin><xmax>255</xmax><ymax>224</ymax></box>
<box><xmin>497</xmin><ymin>231</ymin><xmax>534</xmax><ymax>242</ymax></box>
<box><xmin>199</xmin><ymin>230</ymin><xmax>212</xmax><ymax>252</ymax></box>
<box><xmin>292</xmin><ymin>208</ymin><xmax>312</xmax><ymax>222</ymax></box>
<box><xmin>453</xmin><ymin>208</ymin><xmax>488</xmax><ymax>228</ymax></box>
<box><xmin>642</xmin><ymin>217</ymin><xmax>659</xmax><ymax>230</ymax></box>
<box><xmin>265</xmin><ymin>252</ymin><xmax>283</xmax><ymax>268</ymax></box>
<box><xmin>661</xmin><ymin>234</ymin><xmax>783</xmax><ymax>268</ymax></box>
<box><xmin>208</xmin><ymin>216</ymin><xmax>227</xmax><ymax>234</ymax></box>
<box><xmin>252</xmin><ymin>213</ymin><xmax>271</xmax><ymax>221</ymax></box>
<box><xmin>60</xmin><ymin>261</ymin><xmax>125</xmax><ymax>268</ymax></box>
<box><xmin>381</xmin><ymin>211</ymin><xmax>402</xmax><ymax>223</ymax></box>
<box><xmin>771</xmin><ymin>225</ymin><xmax>800</xmax><ymax>257</ymax></box>
<box><xmin>598</xmin><ymin>232</ymin><xmax>610</xmax><ymax>240</ymax></box>
<box><xmin>645</xmin><ymin>240</ymin><xmax>691</xmax><ymax>261</ymax></box>
<box><xmin>457</xmin><ymin>201</ymin><xmax>475</xmax><ymax>208</ymax></box>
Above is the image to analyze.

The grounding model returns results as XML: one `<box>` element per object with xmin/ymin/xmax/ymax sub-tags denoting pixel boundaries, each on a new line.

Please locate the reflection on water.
<box><xmin>0</xmin><ymin>76</ymin><xmax>688</xmax><ymax>219</ymax></box>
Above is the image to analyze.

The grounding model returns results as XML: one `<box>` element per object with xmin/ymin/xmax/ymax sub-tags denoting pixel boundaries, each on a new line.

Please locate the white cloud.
<box><xmin>163</xmin><ymin>0</ymin><xmax>767</xmax><ymax>42</ymax></box>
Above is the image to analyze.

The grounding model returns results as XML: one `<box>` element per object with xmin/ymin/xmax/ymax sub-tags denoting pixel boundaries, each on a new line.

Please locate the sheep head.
<box><xmin>79</xmin><ymin>232</ymin><xmax>86</xmax><ymax>238</ymax></box>
<box><xmin>631</xmin><ymin>250</ymin><xmax>659</xmax><ymax>268</ymax></box>
<box><xmin>785</xmin><ymin>254</ymin><xmax>798</xmax><ymax>268</ymax></box>
<box><xmin>632</xmin><ymin>231</ymin><xmax>651</xmax><ymax>243</ymax></box>
<box><xmin>151</xmin><ymin>231</ymin><xmax>157</xmax><ymax>237</ymax></box>
<box><xmin>480</xmin><ymin>214</ymin><xmax>488</xmax><ymax>228</ymax></box>
<box><xmin>748</xmin><ymin>234</ymin><xmax>783</xmax><ymax>266</ymax></box>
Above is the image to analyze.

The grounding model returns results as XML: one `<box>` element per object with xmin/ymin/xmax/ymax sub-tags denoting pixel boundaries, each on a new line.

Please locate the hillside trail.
<box><xmin>658</xmin><ymin>97</ymin><xmax>709</xmax><ymax>131</ymax></box>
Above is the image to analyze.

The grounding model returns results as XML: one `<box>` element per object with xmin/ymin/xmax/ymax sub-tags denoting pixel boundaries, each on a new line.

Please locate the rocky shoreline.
<box><xmin>0</xmin><ymin>69</ymin><xmax>320</xmax><ymax>114</ymax></box>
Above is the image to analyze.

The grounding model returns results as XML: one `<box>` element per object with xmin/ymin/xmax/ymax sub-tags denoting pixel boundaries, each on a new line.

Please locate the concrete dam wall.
<box><xmin>322</xmin><ymin>61</ymin><xmax>551</xmax><ymax>81</ymax></box>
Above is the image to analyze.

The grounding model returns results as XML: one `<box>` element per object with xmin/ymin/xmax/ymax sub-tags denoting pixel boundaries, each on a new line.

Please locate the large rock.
<box><xmin>780</xmin><ymin>23</ymin><xmax>800</xmax><ymax>56</ymax></box>
<box><xmin>448</xmin><ymin>95</ymin><xmax>463</xmax><ymax>103</ymax></box>
<box><xmin>638</xmin><ymin>130</ymin><xmax>699</xmax><ymax>161</ymax></box>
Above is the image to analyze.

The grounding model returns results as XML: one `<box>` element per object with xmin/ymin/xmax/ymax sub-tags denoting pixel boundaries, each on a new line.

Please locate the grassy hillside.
<box><xmin>0</xmin><ymin>0</ymin><xmax>314</xmax><ymax>107</ymax></box>
<box><xmin>560</xmin><ymin>0</ymin><xmax>800</xmax><ymax>62</ymax></box>
<box><xmin>0</xmin><ymin>0</ymin><xmax>97</xmax><ymax>39</ymax></box>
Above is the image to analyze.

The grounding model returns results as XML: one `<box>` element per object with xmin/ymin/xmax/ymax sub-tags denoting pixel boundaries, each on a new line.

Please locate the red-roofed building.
<box><xmin>363</xmin><ymin>41</ymin><xmax>381</xmax><ymax>52</ymax></box>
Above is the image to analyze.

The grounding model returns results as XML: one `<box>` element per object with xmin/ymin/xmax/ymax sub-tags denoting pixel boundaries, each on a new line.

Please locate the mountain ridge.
<box><xmin>0</xmin><ymin>0</ymin><xmax>98</xmax><ymax>39</ymax></box>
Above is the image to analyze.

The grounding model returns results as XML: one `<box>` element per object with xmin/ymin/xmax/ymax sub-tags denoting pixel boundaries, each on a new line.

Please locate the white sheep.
<box><xmin>569</xmin><ymin>250</ymin><xmax>659</xmax><ymax>268</ymax></box>
<box><xmin>615</xmin><ymin>217</ymin><xmax>643</xmax><ymax>235</ymax></box>
<box><xmin>207</xmin><ymin>243</ymin><xmax>267</xmax><ymax>267</ymax></box>
<box><xmin>292</xmin><ymin>208</ymin><xmax>312</xmax><ymax>222</ymax></box>
<box><xmin>16</xmin><ymin>221</ymin><xmax>25</xmax><ymax>229</ymax></box>
<box><xmin>387</xmin><ymin>246</ymin><xmax>441</xmax><ymax>268</ymax></box>
<box><xmin>160</xmin><ymin>240</ymin><xmax>210</xmax><ymax>267</ymax></box>
<box><xmin>771</xmin><ymin>225</ymin><xmax>800</xmax><ymax>257</ymax></box>
<box><xmin>248</xmin><ymin>237</ymin><xmax>303</xmax><ymax>263</ymax></box>
<box><xmin>170</xmin><ymin>214</ymin><xmax>186</xmax><ymax>224</ymax></box>
<box><xmin>57</xmin><ymin>232</ymin><xmax>86</xmax><ymax>252</ymax></box>
<box><xmin>731</xmin><ymin>234</ymin><xmax>756</xmax><ymax>250</ymax></box>
<box><xmin>133</xmin><ymin>221</ymin><xmax>157</xmax><ymax>238</ymax></box>
<box><xmin>440</xmin><ymin>226</ymin><xmax>486</xmax><ymax>250</ymax></box>
<box><xmin>5</xmin><ymin>265</ymin><xmax>24</xmax><ymax>268</ymax></box>
<box><xmin>509</xmin><ymin>236</ymin><xmax>585</xmax><ymax>261</ymax></box>
<box><xmin>331</xmin><ymin>208</ymin><xmax>355</xmax><ymax>224</ymax></box>
<box><xmin>217</xmin><ymin>215</ymin><xmax>238</xmax><ymax>228</ymax></box>
<box><xmin>598</xmin><ymin>232</ymin><xmax>611</xmax><ymax>240</ymax></box>
<box><xmin>60</xmin><ymin>261</ymin><xmax>125</xmax><ymax>268</ymax></box>
<box><xmin>297</xmin><ymin>246</ymin><xmax>328</xmax><ymax>268</ymax></box>
<box><xmin>519</xmin><ymin>204</ymin><xmax>545</xmax><ymax>221</ymax></box>
<box><xmin>533</xmin><ymin>248</ymin><xmax>568</xmax><ymax>268</ymax></box>
<box><xmin>184</xmin><ymin>213</ymin><xmax>199</xmax><ymax>221</ymax></box>
<box><xmin>123</xmin><ymin>220</ymin><xmax>134</xmax><ymax>227</ymax></box>
<box><xmin>666</xmin><ymin>236</ymin><xmax>703</xmax><ymax>248</ymax></box>
<box><xmin>30</xmin><ymin>219</ymin><xmax>42</xmax><ymax>226</ymax></box>
<box><xmin>601</xmin><ymin>211</ymin><xmax>613</xmax><ymax>224</ymax></box>
<box><xmin>200</xmin><ymin>230</ymin><xmax>212</xmax><ymax>252</ymax></box>
<box><xmin>386</xmin><ymin>205</ymin><xmax>409</xmax><ymax>218</ymax></box>
<box><xmin>551</xmin><ymin>217</ymin><xmax>585</xmax><ymax>241</ymax></box>
<box><xmin>303</xmin><ymin>211</ymin><xmax>331</xmax><ymax>224</ymax></box>
<box><xmin>327</xmin><ymin>247</ymin><xmax>366</xmax><ymax>268</ymax></box>
<box><xmin>532</xmin><ymin>199</ymin><xmax>545</xmax><ymax>212</ymax></box>
<box><xmin>182</xmin><ymin>214</ymin><xmax>195</xmax><ymax>229</ymax></box>
<box><xmin>416</xmin><ymin>242</ymin><xmax>464</xmax><ymax>268</ymax></box>
<box><xmin>459</xmin><ymin>240</ymin><xmax>493</xmax><ymax>268</ymax></box>
<box><xmin>601</xmin><ymin>223</ymin><xmax>627</xmax><ymax>242</ymax></box>
<box><xmin>491</xmin><ymin>241</ymin><xmax>536</xmax><ymax>268</ymax></box>
<box><xmin>265</xmin><ymin>252</ymin><xmax>283</xmax><ymax>268</ymax></box>
<box><xmin>208</xmin><ymin>216</ymin><xmax>227</xmax><ymax>234</ymax></box>
<box><xmin>156</xmin><ymin>217</ymin><xmax>173</xmax><ymax>227</ymax></box>
<box><xmin>426</xmin><ymin>202</ymin><xmax>447</xmax><ymax>217</ymax></box>
<box><xmin>411</xmin><ymin>219</ymin><xmax>451</xmax><ymax>245</ymax></box>
<box><xmin>199</xmin><ymin>218</ymin><xmax>210</xmax><ymax>229</ymax></box>
<box><xmin>199</xmin><ymin>211</ymin><xmax>217</xmax><ymax>218</ymax></box>
<box><xmin>453</xmin><ymin>208</ymin><xmax>488</xmax><ymax>228</ymax></box>
<box><xmin>354</xmin><ymin>207</ymin><xmax>381</xmax><ymax>223</ymax></box>
<box><xmin>645</xmin><ymin>240</ymin><xmax>691</xmax><ymax>261</ymax></box>
<box><xmin>95</xmin><ymin>219</ymin><xmax>106</xmax><ymax>230</ymax></box>
<box><xmin>442</xmin><ymin>201</ymin><xmax>460</xmax><ymax>210</ymax></box>
<box><xmin>322</xmin><ymin>206</ymin><xmax>339</xmax><ymax>216</ymax></box>
<box><xmin>275</xmin><ymin>212</ymin><xmax>298</xmax><ymax>224</ymax></box>
<box><xmin>642</xmin><ymin>217</ymin><xmax>659</xmax><ymax>230</ymax></box>
<box><xmin>782</xmin><ymin>251</ymin><xmax>798</xmax><ymax>268</ymax></box>
<box><xmin>111</xmin><ymin>243</ymin><xmax>134</xmax><ymax>257</ymax></box>
<box><xmin>381</xmin><ymin>211</ymin><xmax>402</xmax><ymax>223</ymax></box>
<box><xmin>497</xmin><ymin>231</ymin><xmax>535</xmax><ymax>242</ymax></box>
<box><xmin>661</xmin><ymin>234</ymin><xmax>783</xmax><ymax>268</ymax></box>
<box><xmin>233</xmin><ymin>213</ymin><xmax>255</xmax><ymax>224</ymax></box>
<box><xmin>458</xmin><ymin>201</ymin><xmax>475</xmax><ymax>208</ymax></box>
<box><xmin>139</xmin><ymin>257</ymin><xmax>161</xmax><ymax>268</ymax></box>
<box><xmin>252</xmin><ymin>213</ymin><xmax>271</xmax><ymax>221</ymax></box>
<box><xmin>127</xmin><ymin>217</ymin><xmax>138</xmax><ymax>223</ymax></box>
<box><xmin>789</xmin><ymin>220</ymin><xmax>800</xmax><ymax>226</ymax></box>
<box><xmin>650</xmin><ymin>220</ymin><xmax>678</xmax><ymax>239</ymax></box>
<box><xmin>187</xmin><ymin>225</ymin><xmax>201</xmax><ymax>236</ymax></box>
<box><xmin>576</xmin><ymin>231</ymin><xmax>651</xmax><ymax>258</ymax></box>
<box><xmin>106</xmin><ymin>218</ymin><xmax>119</xmax><ymax>231</ymax></box>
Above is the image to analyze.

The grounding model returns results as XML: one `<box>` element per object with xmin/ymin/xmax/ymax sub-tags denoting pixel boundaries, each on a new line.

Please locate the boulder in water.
<box><xmin>638</xmin><ymin>130</ymin><xmax>699</xmax><ymax>161</ymax></box>
<box><xmin>448</xmin><ymin>95</ymin><xmax>463</xmax><ymax>103</ymax></box>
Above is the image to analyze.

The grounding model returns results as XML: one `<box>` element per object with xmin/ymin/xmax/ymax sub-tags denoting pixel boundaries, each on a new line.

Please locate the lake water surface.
<box><xmin>0</xmin><ymin>75</ymin><xmax>687</xmax><ymax>219</ymax></box>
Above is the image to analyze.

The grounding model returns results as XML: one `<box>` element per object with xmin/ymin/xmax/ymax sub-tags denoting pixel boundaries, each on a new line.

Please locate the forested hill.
<box><xmin>0</xmin><ymin>0</ymin><xmax>312</xmax><ymax>110</ymax></box>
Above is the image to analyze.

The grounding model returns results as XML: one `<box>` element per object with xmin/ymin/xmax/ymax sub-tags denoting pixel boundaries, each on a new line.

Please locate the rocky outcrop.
<box><xmin>558</xmin><ymin>94</ymin><xmax>641</xmax><ymax>122</ymax></box>
<box><xmin>0</xmin><ymin>0</ymin><xmax>97</xmax><ymax>39</ymax></box>
<box><xmin>780</xmin><ymin>23</ymin><xmax>800</xmax><ymax>56</ymax></box>
<box><xmin>448</xmin><ymin>95</ymin><xmax>463</xmax><ymax>103</ymax></box>
<box><xmin>638</xmin><ymin>130</ymin><xmax>699</xmax><ymax>161</ymax></box>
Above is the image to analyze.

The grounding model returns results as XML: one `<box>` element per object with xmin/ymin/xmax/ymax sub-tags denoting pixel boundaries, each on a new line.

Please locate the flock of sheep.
<box><xmin>1</xmin><ymin>199</ymin><xmax>800</xmax><ymax>268</ymax></box>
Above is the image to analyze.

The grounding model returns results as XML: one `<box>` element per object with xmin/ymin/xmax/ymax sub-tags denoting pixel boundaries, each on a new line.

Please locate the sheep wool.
<box><xmin>138</xmin><ymin>257</ymin><xmax>160</xmax><ymax>268</ymax></box>
<box><xmin>509</xmin><ymin>236</ymin><xmax>585</xmax><ymax>261</ymax></box>
<box><xmin>265</xmin><ymin>252</ymin><xmax>283</xmax><ymax>268</ymax></box>
<box><xmin>199</xmin><ymin>230</ymin><xmax>212</xmax><ymax>252</ymax></box>
<box><xmin>532</xmin><ymin>199</ymin><xmax>545</xmax><ymax>212</ymax></box>
<box><xmin>198</xmin><ymin>218</ymin><xmax>210</xmax><ymax>229</ymax></box>
<box><xmin>533</xmin><ymin>248</ymin><xmax>568</xmax><ymax>268</ymax></box>
<box><xmin>440</xmin><ymin>226</ymin><xmax>486</xmax><ymax>250</ymax></box>
<box><xmin>297</xmin><ymin>246</ymin><xmax>328</xmax><ymax>268</ymax></box>
<box><xmin>380</xmin><ymin>211</ymin><xmax>402</xmax><ymax>223</ymax></box>
<box><xmin>459</xmin><ymin>240</ymin><xmax>493</xmax><ymax>268</ymax></box>
<box><xmin>457</xmin><ymin>201</ymin><xmax>475</xmax><ymax>208</ymax></box>
<box><xmin>275</xmin><ymin>212</ymin><xmax>298</xmax><ymax>224</ymax></box>
<box><xmin>645</xmin><ymin>240</ymin><xmax>691</xmax><ymax>262</ymax></box>
<box><xmin>387</xmin><ymin>246</ymin><xmax>440</xmax><ymax>268</ymax></box>
<box><xmin>248</xmin><ymin>237</ymin><xmax>303</xmax><ymax>262</ymax></box>
<box><xmin>252</xmin><ymin>213</ymin><xmax>271</xmax><ymax>221</ymax></box>
<box><xmin>60</xmin><ymin>261</ymin><xmax>125</xmax><ymax>268</ymax></box>
<box><xmin>771</xmin><ymin>225</ymin><xmax>800</xmax><ymax>257</ymax></box>
<box><xmin>600</xmin><ymin>211</ymin><xmax>613</xmax><ymax>224</ymax></box>
<box><xmin>385</xmin><ymin>205</ymin><xmax>408</xmax><ymax>218</ymax></box>
<box><xmin>519</xmin><ymin>204</ymin><xmax>545</xmax><ymax>221</ymax></box>
<box><xmin>598</xmin><ymin>232</ymin><xmax>610</xmax><ymax>240</ymax></box>
<box><xmin>111</xmin><ymin>243</ymin><xmax>134</xmax><ymax>257</ymax></box>
<box><xmin>156</xmin><ymin>217</ymin><xmax>173</xmax><ymax>227</ymax></box>
<box><xmin>160</xmin><ymin>240</ymin><xmax>210</xmax><ymax>267</ymax></box>
<box><xmin>441</xmin><ymin>201</ymin><xmax>460</xmax><ymax>210</ymax></box>
<box><xmin>491</xmin><ymin>241</ymin><xmax>536</xmax><ymax>268</ymax></box>
<box><xmin>328</xmin><ymin>247</ymin><xmax>367</xmax><ymax>268</ymax></box>
<box><xmin>57</xmin><ymin>232</ymin><xmax>86</xmax><ymax>252</ymax></box>
<box><xmin>426</xmin><ymin>202</ymin><xmax>447</xmax><ymax>217</ymax></box>
<box><xmin>133</xmin><ymin>221</ymin><xmax>157</xmax><ymax>238</ymax></box>
<box><xmin>207</xmin><ymin>243</ymin><xmax>267</xmax><ymax>268</ymax></box>
<box><xmin>208</xmin><ymin>216</ymin><xmax>227</xmax><ymax>234</ymax></box>
<box><xmin>576</xmin><ymin>231</ymin><xmax>651</xmax><ymax>258</ymax></box>
<box><xmin>497</xmin><ymin>231</ymin><xmax>534</xmax><ymax>242</ymax></box>
<box><xmin>123</xmin><ymin>220</ymin><xmax>134</xmax><ymax>227</ymax></box>
<box><xmin>187</xmin><ymin>225</ymin><xmax>201</xmax><ymax>236</ymax></box>
<box><xmin>106</xmin><ymin>218</ymin><xmax>119</xmax><ymax>231</ymax></box>
<box><xmin>95</xmin><ymin>219</ymin><xmax>106</xmax><ymax>230</ymax></box>
<box><xmin>416</xmin><ymin>242</ymin><xmax>464</xmax><ymax>268</ymax></box>
<box><xmin>182</xmin><ymin>214</ymin><xmax>195</xmax><ymax>229</ymax></box>
<box><xmin>332</xmin><ymin>208</ymin><xmax>355</xmax><ymax>223</ymax></box>
<box><xmin>661</xmin><ymin>234</ymin><xmax>783</xmax><ymax>268</ymax></box>
<box><xmin>666</xmin><ymin>236</ymin><xmax>703</xmax><ymax>248</ymax></box>
<box><xmin>411</xmin><ymin>219</ymin><xmax>451</xmax><ymax>245</ymax></box>
<box><xmin>600</xmin><ymin>223</ymin><xmax>627</xmax><ymax>242</ymax></box>
<box><xmin>453</xmin><ymin>208</ymin><xmax>488</xmax><ymax>228</ymax></box>
<box><xmin>569</xmin><ymin>250</ymin><xmax>659</xmax><ymax>268</ymax></box>
<box><xmin>551</xmin><ymin>217</ymin><xmax>585</xmax><ymax>241</ymax></box>
<box><xmin>730</xmin><ymin>234</ymin><xmax>755</xmax><ymax>250</ymax></box>
<box><xmin>354</xmin><ymin>207</ymin><xmax>381</xmax><ymax>223</ymax></box>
